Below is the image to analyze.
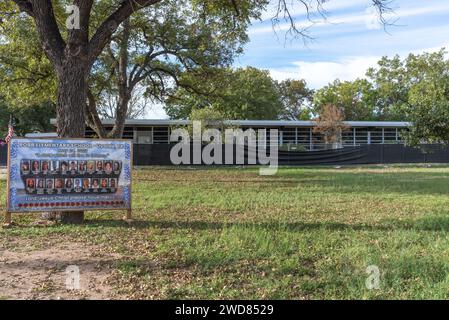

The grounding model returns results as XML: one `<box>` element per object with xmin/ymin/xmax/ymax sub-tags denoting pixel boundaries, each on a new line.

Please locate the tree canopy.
<box><xmin>0</xmin><ymin>6</ymin><xmax>56</xmax><ymax>108</ymax></box>
<box><xmin>277</xmin><ymin>79</ymin><xmax>314</xmax><ymax>120</ymax></box>
<box><xmin>395</xmin><ymin>50</ymin><xmax>449</xmax><ymax>144</ymax></box>
<box><xmin>165</xmin><ymin>67</ymin><xmax>283</xmax><ymax>120</ymax></box>
<box><xmin>0</xmin><ymin>100</ymin><xmax>56</xmax><ymax>136</ymax></box>
<box><xmin>313</xmin><ymin>79</ymin><xmax>377</xmax><ymax>121</ymax></box>
<box><xmin>313</xmin><ymin>104</ymin><xmax>349</xmax><ymax>148</ymax></box>
<box><xmin>87</xmin><ymin>0</ymin><xmax>255</xmax><ymax>137</ymax></box>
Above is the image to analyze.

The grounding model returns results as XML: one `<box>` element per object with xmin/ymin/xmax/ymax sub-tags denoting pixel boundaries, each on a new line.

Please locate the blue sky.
<box><xmin>148</xmin><ymin>0</ymin><xmax>449</xmax><ymax>118</ymax></box>
<box><xmin>239</xmin><ymin>0</ymin><xmax>449</xmax><ymax>88</ymax></box>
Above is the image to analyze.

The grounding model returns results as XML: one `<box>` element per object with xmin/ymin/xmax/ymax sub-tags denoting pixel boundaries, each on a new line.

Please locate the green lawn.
<box><xmin>2</xmin><ymin>165</ymin><xmax>449</xmax><ymax>299</ymax></box>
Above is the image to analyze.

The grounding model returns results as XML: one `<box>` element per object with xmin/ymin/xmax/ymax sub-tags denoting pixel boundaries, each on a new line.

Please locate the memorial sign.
<box><xmin>6</xmin><ymin>138</ymin><xmax>132</xmax><ymax>216</ymax></box>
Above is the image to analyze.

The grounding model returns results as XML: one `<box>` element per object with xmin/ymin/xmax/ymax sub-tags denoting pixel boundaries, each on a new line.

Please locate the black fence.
<box><xmin>133</xmin><ymin>143</ymin><xmax>449</xmax><ymax>166</ymax></box>
<box><xmin>1</xmin><ymin>143</ymin><xmax>449</xmax><ymax>167</ymax></box>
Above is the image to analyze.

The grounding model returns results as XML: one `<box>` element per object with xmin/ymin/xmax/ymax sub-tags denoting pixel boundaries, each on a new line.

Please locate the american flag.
<box><xmin>1</xmin><ymin>117</ymin><xmax>14</xmax><ymax>145</ymax></box>
<box><xmin>4</xmin><ymin>122</ymin><xmax>13</xmax><ymax>143</ymax></box>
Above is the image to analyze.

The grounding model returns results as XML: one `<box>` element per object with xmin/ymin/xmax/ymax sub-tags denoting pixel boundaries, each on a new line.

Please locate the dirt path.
<box><xmin>0</xmin><ymin>239</ymin><xmax>123</xmax><ymax>300</ymax></box>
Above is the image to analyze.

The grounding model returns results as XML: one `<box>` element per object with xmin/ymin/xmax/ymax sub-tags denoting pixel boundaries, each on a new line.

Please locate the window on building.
<box><xmin>342</xmin><ymin>130</ymin><xmax>354</xmax><ymax>145</ymax></box>
<box><xmin>383</xmin><ymin>128</ymin><xmax>397</xmax><ymax>143</ymax></box>
<box><xmin>355</xmin><ymin>128</ymin><xmax>368</xmax><ymax>144</ymax></box>
<box><xmin>136</xmin><ymin>129</ymin><xmax>152</xmax><ymax>144</ymax></box>
<box><xmin>123</xmin><ymin>127</ymin><xmax>134</xmax><ymax>141</ymax></box>
<box><xmin>153</xmin><ymin>127</ymin><xmax>170</xmax><ymax>144</ymax></box>
<box><xmin>370</xmin><ymin>128</ymin><xmax>383</xmax><ymax>144</ymax></box>
<box><xmin>297</xmin><ymin>128</ymin><xmax>311</xmax><ymax>145</ymax></box>
<box><xmin>282</xmin><ymin>128</ymin><xmax>296</xmax><ymax>144</ymax></box>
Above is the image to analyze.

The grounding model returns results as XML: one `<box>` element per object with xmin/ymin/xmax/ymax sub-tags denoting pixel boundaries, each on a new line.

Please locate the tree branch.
<box><xmin>27</xmin><ymin>0</ymin><xmax>65</xmax><ymax>67</ymax></box>
<box><xmin>11</xmin><ymin>0</ymin><xmax>33</xmax><ymax>16</ymax></box>
<box><xmin>272</xmin><ymin>0</ymin><xmax>395</xmax><ymax>42</ymax></box>
<box><xmin>67</xmin><ymin>0</ymin><xmax>94</xmax><ymax>51</ymax></box>
<box><xmin>88</xmin><ymin>0</ymin><xmax>162</xmax><ymax>68</ymax></box>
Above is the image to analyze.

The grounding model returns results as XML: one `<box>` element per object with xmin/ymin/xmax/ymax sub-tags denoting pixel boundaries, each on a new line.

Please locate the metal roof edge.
<box><xmin>50</xmin><ymin>119</ymin><xmax>411</xmax><ymax>127</ymax></box>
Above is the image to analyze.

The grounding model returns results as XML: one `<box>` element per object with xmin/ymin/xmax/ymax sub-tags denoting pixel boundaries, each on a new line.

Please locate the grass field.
<box><xmin>2</xmin><ymin>165</ymin><xmax>449</xmax><ymax>299</ymax></box>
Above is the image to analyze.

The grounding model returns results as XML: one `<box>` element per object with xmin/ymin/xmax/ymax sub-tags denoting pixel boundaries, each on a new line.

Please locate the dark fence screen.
<box><xmin>1</xmin><ymin>143</ymin><xmax>449</xmax><ymax>167</ymax></box>
<box><xmin>132</xmin><ymin>144</ymin><xmax>449</xmax><ymax>166</ymax></box>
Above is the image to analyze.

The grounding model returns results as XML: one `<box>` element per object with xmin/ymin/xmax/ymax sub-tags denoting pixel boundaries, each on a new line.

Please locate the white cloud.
<box><xmin>269</xmin><ymin>56</ymin><xmax>380</xmax><ymax>88</ymax></box>
<box><xmin>269</xmin><ymin>44</ymin><xmax>449</xmax><ymax>90</ymax></box>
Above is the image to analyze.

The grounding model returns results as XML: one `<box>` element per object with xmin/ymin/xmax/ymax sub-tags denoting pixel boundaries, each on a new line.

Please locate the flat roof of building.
<box><xmin>25</xmin><ymin>132</ymin><xmax>58</xmax><ymax>138</ymax></box>
<box><xmin>50</xmin><ymin>119</ymin><xmax>411</xmax><ymax>128</ymax></box>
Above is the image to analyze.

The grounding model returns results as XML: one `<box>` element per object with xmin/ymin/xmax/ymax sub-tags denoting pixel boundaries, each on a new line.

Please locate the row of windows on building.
<box><xmin>86</xmin><ymin>126</ymin><xmax>403</xmax><ymax>146</ymax></box>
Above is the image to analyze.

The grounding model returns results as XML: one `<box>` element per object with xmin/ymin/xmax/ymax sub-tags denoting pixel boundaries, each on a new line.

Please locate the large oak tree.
<box><xmin>8</xmin><ymin>0</ymin><xmax>165</xmax><ymax>137</ymax></box>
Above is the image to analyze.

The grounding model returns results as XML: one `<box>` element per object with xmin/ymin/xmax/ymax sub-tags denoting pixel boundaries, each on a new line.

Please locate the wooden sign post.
<box><xmin>3</xmin><ymin>141</ymin><xmax>12</xmax><ymax>228</ymax></box>
<box><xmin>124</xmin><ymin>209</ymin><xmax>133</xmax><ymax>224</ymax></box>
<box><xmin>3</xmin><ymin>212</ymin><xmax>12</xmax><ymax>228</ymax></box>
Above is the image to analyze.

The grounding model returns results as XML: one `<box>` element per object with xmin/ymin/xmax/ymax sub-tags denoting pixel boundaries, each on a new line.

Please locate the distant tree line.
<box><xmin>165</xmin><ymin>49</ymin><xmax>449</xmax><ymax>129</ymax></box>
<box><xmin>2</xmin><ymin>49</ymin><xmax>449</xmax><ymax>146</ymax></box>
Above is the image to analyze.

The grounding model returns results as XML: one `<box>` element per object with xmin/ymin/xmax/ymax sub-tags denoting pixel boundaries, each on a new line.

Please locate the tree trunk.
<box><xmin>56</xmin><ymin>59</ymin><xmax>87</xmax><ymax>138</ymax></box>
<box><xmin>110</xmin><ymin>93</ymin><xmax>131</xmax><ymax>138</ymax></box>
<box><xmin>86</xmin><ymin>88</ymin><xmax>107</xmax><ymax>138</ymax></box>
<box><xmin>108</xmin><ymin>18</ymin><xmax>131</xmax><ymax>139</ymax></box>
<box><xmin>55</xmin><ymin>56</ymin><xmax>88</xmax><ymax>224</ymax></box>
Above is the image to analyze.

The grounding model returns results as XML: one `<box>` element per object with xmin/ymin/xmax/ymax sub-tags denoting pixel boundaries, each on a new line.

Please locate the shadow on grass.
<box><xmin>275</xmin><ymin>171</ymin><xmax>449</xmax><ymax>196</ymax></box>
<box><xmin>84</xmin><ymin>215</ymin><xmax>449</xmax><ymax>233</ymax></box>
